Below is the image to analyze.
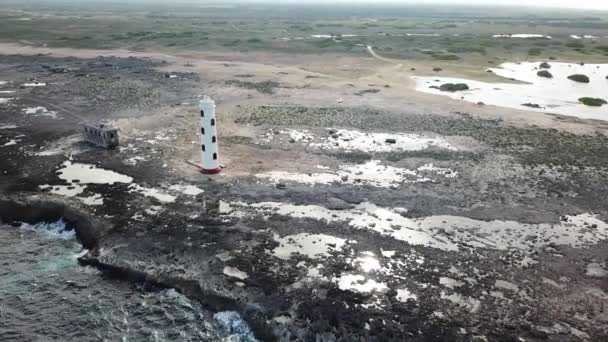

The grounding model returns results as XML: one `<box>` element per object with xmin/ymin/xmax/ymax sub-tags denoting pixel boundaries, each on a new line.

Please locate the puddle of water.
<box><xmin>256</xmin><ymin>160</ymin><xmax>457</xmax><ymax>187</ymax></box>
<box><xmin>223</xmin><ymin>266</ymin><xmax>249</xmax><ymax>280</ymax></box>
<box><xmin>272</xmin><ymin>233</ymin><xmax>349</xmax><ymax>260</ymax></box>
<box><xmin>230</xmin><ymin>201</ymin><xmax>608</xmax><ymax>253</ymax></box>
<box><xmin>413</xmin><ymin>61</ymin><xmax>608</xmax><ymax>120</ymax></box>
<box><xmin>493</xmin><ymin>34</ymin><xmax>551</xmax><ymax>38</ymax></box>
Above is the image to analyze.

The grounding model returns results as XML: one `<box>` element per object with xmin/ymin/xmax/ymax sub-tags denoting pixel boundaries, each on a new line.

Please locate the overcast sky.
<box><xmin>237</xmin><ymin>0</ymin><xmax>608</xmax><ymax>11</ymax></box>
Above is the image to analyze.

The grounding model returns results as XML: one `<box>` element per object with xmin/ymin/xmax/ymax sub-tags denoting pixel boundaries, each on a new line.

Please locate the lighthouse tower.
<box><xmin>199</xmin><ymin>95</ymin><xmax>221</xmax><ymax>174</ymax></box>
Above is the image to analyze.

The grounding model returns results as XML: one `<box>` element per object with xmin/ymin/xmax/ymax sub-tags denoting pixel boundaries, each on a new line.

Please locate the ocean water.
<box><xmin>0</xmin><ymin>220</ymin><xmax>256</xmax><ymax>341</ymax></box>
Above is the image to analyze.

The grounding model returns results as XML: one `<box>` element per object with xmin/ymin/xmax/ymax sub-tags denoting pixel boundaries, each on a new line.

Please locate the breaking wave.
<box><xmin>19</xmin><ymin>218</ymin><xmax>75</xmax><ymax>240</ymax></box>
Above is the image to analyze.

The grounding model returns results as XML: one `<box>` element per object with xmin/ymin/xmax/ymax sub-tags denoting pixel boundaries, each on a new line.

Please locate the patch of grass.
<box><xmin>528</xmin><ymin>48</ymin><xmax>543</xmax><ymax>56</ymax></box>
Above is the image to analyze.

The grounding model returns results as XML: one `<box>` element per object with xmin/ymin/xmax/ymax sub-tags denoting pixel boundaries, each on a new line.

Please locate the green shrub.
<box><xmin>579</xmin><ymin>97</ymin><xmax>607</xmax><ymax>106</ymax></box>
<box><xmin>539</xmin><ymin>62</ymin><xmax>551</xmax><ymax>69</ymax></box>
<box><xmin>537</xmin><ymin>70</ymin><xmax>553</xmax><ymax>78</ymax></box>
<box><xmin>528</xmin><ymin>48</ymin><xmax>543</xmax><ymax>56</ymax></box>
<box><xmin>439</xmin><ymin>83</ymin><xmax>469</xmax><ymax>92</ymax></box>
<box><xmin>568</xmin><ymin>74</ymin><xmax>590</xmax><ymax>83</ymax></box>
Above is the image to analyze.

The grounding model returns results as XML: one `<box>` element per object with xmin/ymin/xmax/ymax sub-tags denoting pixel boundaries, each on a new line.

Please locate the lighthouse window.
<box><xmin>200</xmin><ymin>110</ymin><xmax>205</xmax><ymax>117</ymax></box>
<box><xmin>213</xmin><ymin>153</ymin><xmax>217</xmax><ymax>160</ymax></box>
<box><xmin>212</xmin><ymin>136</ymin><xmax>216</xmax><ymax>143</ymax></box>
<box><xmin>201</xmin><ymin>127</ymin><xmax>205</xmax><ymax>135</ymax></box>
<box><xmin>210</xmin><ymin>119</ymin><xmax>215</xmax><ymax>126</ymax></box>
<box><xmin>202</xmin><ymin>144</ymin><xmax>206</xmax><ymax>152</ymax></box>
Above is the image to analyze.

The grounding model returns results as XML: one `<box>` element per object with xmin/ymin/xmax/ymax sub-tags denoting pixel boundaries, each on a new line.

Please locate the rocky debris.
<box><xmin>325</xmin><ymin>197</ymin><xmax>355</xmax><ymax>210</ymax></box>
<box><xmin>354</xmin><ymin>89</ymin><xmax>380</xmax><ymax>96</ymax></box>
<box><xmin>567</xmin><ymin>74</ymin><xmax>590</xmax><ymax>83</ymax></box>
<box><xmin>385</xmin><ymin>138</ymin><xmax>397</xmax><ymax>144</ymax></box>
<box><xmin>539</xmin><ymin>62</ymin><xmax>551</xmax><ymax>69</ymax></box>
<box><xmin>433</xmin><ymin>67</ymin><xmax>442</xmax><ymax>72</ymax></box>
<box><xmin>537</xmin><ymin>70</ymin><xmax>553</xmax><ymax>78</ymax></box>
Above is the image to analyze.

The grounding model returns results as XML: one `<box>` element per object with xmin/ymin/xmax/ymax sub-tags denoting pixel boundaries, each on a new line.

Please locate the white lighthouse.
<box><xmin>199</xmin><ymin>95</ymin><xmax>221</xmax><ymax>174</ymax></box>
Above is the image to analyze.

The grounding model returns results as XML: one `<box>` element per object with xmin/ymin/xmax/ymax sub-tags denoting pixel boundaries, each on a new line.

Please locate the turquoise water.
<box><xmin>0</xmin><ymin>220</ymin><xmax>255</xmax><ymax>341</ymax></box>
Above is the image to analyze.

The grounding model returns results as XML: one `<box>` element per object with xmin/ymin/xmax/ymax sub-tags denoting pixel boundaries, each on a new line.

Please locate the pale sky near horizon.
<box><xmin>238</xmin><ymin>0</ymin><xmax>608</xmax><ymax>11</ymax></box>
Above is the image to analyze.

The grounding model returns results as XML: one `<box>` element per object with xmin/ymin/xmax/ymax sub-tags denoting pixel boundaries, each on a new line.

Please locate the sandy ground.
<box><xmin>2</xmin><ymin>43</ymin><xmax>608</xmax><ymax>341</ymax></box>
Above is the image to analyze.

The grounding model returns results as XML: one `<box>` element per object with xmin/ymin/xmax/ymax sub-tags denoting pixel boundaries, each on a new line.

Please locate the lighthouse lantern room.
<box><xmin>199</xmin><ymin>95</ymin><xmax>221</xmax><ymax>174</ymax></box>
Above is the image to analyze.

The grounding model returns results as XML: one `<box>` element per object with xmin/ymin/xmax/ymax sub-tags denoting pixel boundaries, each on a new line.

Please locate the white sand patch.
<box><xmin>280</xmin><ymin>129</ymin><xmax>314</xmax><ymax>142</ymax></box>
<box><xmin>2</xmin><ymin>139</ymin><xmax>21</xmax><ymax>147</ymax></box>
<box><xmin>309</xmin><ymin>129</ymin><xmax>457</xmax><ymax>152</ymax></box>
<box><xmin>0</xmin><ymin>90</ymin><xmax>16</xmax><ymax>94</ymax></box>
<box><xmin>39</xmin><ymin>184</ymin><xmax>86</xmax><ymax>197</ymax></box>
<box><xmin>169</xmin><ymin>184</ymin><xmax>204</xmax><ymax>196</ymax></box>
<box><xmin>256</xmin><ymin>160</ymin><xmax>457</xmax><ymax>187</ymax></box>
<box><xmin>229</xmin><ymin>201</ymin><xmax>608</xmax><ymax>253</ymax></box>
<box><xmin>493</xmin><ymin>34</ymin><xmax>551</xmax><ymax>38</ymax></box>
<box><xmin>0</xmin><ymin>81</ymin><xmax>6</xmax><ymax>85</ymax></box>
<box><xmin>585</xmin><ymin>263</ymin><xmax>608</xmax><ymax>278</ymax></box>
<box><xmin>570</xmin><ymin>35</ymin><xmax>597</xmax><ymax>39</ymax></box>
<box><xmin>356</xmin><ymin>254</ymin><xmax>381</xmax><ymax>272</ymax></box>
<box><xmin>0</xmin><ymin>124</ymin><xmax>18</xmax><ymax>129</ymax></box>
<box><xmin>58</xmin><ymin>161</ymin><xmax>133</xmax><ymax>184</ymax></box>
<box><xmin>440</xmin><ymin>277</ymin><xmax>465</xmax><ymax>289</ymax></box>
<box><xmin>336</xmin><ymin>274</ymin><xmax>388</xmax><ymax>293</ymax></box>
<box><xmin>396</xmin><ymin>288</ymin><xmax>418</xmax><ymax>302</ymax></box>
<box><xmin>495</xmin><ymin>280</ymin><xmax>519</xmax><ymax>292</ymax></box>
<box><xmin>0</xmin><ymin>98</ymin><xmax>14</xmax><ymax>104</ymax></box>
<box><xmin>441</xmin><ymin>291</ymin><xmax>481</xmax><ymax>313</ymax></box>
<box><xmin>79</xmin><ymin>194</ymin><xmax>104</xmax><ymax>206</ymax></box>
<box><xmin>272</xmin><ymin>233</ymin><xmax>349</xmax><ymax>260</ymax></box>
<box><xmin>23</xmin><ymin>106</ymin><xmax>58</xmax><ymax>118</ymax></box>
<box><xmin>413</xmin><ymin>61</ymin><xmax>608</xmax><ymax>120</ymax></box>
<box><xmin>223</xmin><ymin>266</ymin><xmax>248</xmax><ymax>280</ymax></box>
<box><xmin>22</xmin><ymin>82</ymin><xmax>46</xmax><ymax>87</ymax></box>
<box><xmin>129</xmin><ymin>184</ymin><xmax>176</xmax><ymax>203</ymax></box>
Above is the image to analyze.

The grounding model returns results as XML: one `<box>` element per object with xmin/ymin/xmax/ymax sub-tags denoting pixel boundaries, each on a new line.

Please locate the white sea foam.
<box><xmin>19</xmin><ymin>219</ymin><xmax>75</xmax><ymax>240</ymax></box>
